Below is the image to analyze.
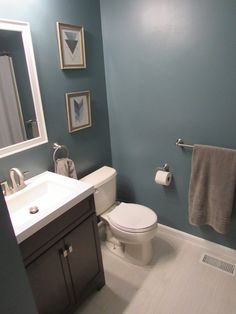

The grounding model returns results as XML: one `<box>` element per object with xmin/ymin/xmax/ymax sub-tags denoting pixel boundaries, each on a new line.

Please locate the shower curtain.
<box><xmin>0</xmin><ymin>55</ymin><xmax>27</xmax><ymax>148</ymax></box>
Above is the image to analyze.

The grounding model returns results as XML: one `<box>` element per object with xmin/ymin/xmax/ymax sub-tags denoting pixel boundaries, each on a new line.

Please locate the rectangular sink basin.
<box><xmin>5</xmin><ymin>171</ymin><xmax>94</xmax><ymax>243</ymax></box>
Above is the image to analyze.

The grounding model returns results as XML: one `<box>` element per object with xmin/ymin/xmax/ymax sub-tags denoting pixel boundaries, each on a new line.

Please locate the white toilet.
<box><xmin>81</xmin><ymin>166</ymin><xmax>158</xmax><ymax>265</ymax></box>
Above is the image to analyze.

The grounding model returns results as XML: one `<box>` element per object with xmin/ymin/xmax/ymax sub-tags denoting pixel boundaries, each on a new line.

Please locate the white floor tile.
<box><xmin>77</xmin><ymin>228</ymin><xmax>236</xmax><ymax>314</ymax></box>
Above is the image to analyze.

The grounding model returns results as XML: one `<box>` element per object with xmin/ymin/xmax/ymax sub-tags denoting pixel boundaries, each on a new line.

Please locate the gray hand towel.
<box><xmin>188</xmin><ymin>144</ymin><xmax>236</xmax><ymax>234</ymax></box>
<box><xmin>54</xmin><ymin>158</ymin><xmax>77</xmax><ymax>179</ymax></box>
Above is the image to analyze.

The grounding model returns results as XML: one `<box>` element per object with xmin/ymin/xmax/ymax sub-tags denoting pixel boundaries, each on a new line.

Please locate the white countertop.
<box><xmin>5</xmin><ymin>171</ymin><xmax>94</xmax><ymax>243</ymax></box>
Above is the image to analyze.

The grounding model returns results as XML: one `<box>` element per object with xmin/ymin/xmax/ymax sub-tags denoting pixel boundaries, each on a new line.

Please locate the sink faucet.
<box><xmin>0</xmin><ymin>168</ymin><xmax>27</xmax><ymax>196</ymax></box>
<box><xmin>1</xmin><ymin>181</ymin><xmax>12</xmax><ymax>196</ymax></box>
<box><xmin>9</xmin><ymin>168</ymin><xmax>26</xmax><ymax>193</ymax></box>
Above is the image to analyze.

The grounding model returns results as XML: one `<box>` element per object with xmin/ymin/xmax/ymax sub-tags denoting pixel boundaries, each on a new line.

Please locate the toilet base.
<box><xmin>124</xmin><ymin>241</ymin><xmax>153</xmax><ymax>266</ymax></box>
<box><xmin>104</xmin><ymin>229</ymin><xmax>153</xmax><ymax>266</ymax></box>
<box><xmin>105</xmin><ymin>225</ymin><xmax>125</xmax><ymax>259</ymax></box>
<box><xmin>105</xmin><ymin>238</ymin><xmax>124</xmax><ymax>258</ymax></box>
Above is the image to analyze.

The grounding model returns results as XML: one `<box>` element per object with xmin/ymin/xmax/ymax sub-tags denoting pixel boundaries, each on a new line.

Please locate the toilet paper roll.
<box><xmin>155</xmin><ymin>170</ymin><xmax>172</xmax><ymax>186</ymax></box>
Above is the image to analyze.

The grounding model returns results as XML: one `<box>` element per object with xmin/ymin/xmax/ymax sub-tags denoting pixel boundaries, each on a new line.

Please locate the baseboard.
<box><xmin>98</xmin><ymin>220</ymin><xmax>236</xmax><ymax>259</ymax></box>
<box><xmin>158</xmin><ymin>224</ymin><xmax>236</xmax><ymax>259</ymax></box>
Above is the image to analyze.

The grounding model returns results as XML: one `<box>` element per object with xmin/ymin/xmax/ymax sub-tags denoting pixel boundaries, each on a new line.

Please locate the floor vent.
<box><xmin>200</xmin><ymin>254</ymin><xmax>235</xmax><ymax>276</ymax></box>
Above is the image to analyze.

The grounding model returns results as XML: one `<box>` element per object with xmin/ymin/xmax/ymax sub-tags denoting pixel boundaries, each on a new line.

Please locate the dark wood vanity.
<box><xmin>19</xmin><ymin>195</ymin><xmax>105</xmax><ymax>314</ymax></box>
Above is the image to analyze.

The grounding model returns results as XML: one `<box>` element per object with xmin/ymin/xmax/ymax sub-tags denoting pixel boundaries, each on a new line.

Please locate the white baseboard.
<box><xmin>158</xmin><ymin>223</ymin><xmax>236</xmax><ymax>259</ymax></box>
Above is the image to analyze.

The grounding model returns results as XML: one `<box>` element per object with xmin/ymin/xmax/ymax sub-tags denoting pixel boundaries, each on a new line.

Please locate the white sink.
<box><xmin>5</xmin><ymin>171</ymin><xmax>94</xmax><ymax>243</ymax></box>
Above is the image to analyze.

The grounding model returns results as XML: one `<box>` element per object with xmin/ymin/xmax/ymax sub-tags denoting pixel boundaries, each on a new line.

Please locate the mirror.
<box><xmin>0</xmin><ymin>19</ymin><xmax>47</xmax><ymax>158</ymax></box>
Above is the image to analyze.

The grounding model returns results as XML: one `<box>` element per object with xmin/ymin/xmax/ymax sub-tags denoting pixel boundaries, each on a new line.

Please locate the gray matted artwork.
<box><xmin>66</xmin><ymin>91</ymin><xmax>91</xmax><ymax>133</ymax></box>
<box><xmin>57</xmin><ymin>22</ymin><xmax>86</xmax><ymax>69</ymax></box>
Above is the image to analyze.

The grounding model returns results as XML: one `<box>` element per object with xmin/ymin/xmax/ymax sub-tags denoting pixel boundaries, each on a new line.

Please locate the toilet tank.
<box><xmin>81</xmin><ymin>166</ymin><xmax>117</xmax><ymax>215</ymax></box>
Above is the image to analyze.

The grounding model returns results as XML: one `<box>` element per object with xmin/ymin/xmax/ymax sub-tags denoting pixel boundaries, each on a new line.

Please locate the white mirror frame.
<box><xmin>0</xmin><ymin>19</ymin><xmax>48</xmax><ymax>158</ymax></box>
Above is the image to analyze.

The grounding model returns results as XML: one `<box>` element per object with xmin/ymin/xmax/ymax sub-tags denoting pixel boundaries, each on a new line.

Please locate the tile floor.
<box><xmin>77</xmin><ymin>226</ymin><xmax>236</xmax><ymax>314</ymax></box>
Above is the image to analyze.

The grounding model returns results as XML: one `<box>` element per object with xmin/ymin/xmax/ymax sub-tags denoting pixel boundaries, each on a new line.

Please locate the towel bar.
<box><xmin>53</xmin><ymin>143</ymin><xmax>69</xmax><ymax>162</ymax></box>
<box><xmin>176</xmin><ymin>139</ymin><xmax>194</xmax><ymax>148</ymax></box>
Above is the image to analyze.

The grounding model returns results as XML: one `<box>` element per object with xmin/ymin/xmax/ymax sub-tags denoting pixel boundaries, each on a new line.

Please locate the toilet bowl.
<box><xmin>81</xmin><ymin>166</ymin><xmax>158</xmax><ymax>265</ymax></box>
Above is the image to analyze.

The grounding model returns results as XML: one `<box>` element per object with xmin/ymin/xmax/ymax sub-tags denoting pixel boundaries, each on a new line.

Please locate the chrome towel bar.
<box><xmin>53</xmin><ymin>142</ymin><xmax>69</xmax><ymax>162</ymax></box>
<box><xmin>176</xmin><ymin>139</ymin><xmax>194</xmax><ymax>148</ymax></box>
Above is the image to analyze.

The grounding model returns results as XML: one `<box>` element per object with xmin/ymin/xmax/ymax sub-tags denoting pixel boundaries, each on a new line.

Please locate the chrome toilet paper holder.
<box><xmin>157</xmin><ymin>163</ymin><xmax>170</xmax><ymax>172</ymax></box>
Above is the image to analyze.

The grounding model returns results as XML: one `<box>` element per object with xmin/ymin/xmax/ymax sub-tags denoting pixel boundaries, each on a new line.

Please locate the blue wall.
<box><xmin>0</xmin><ymin>1</ymin><xmax>111</xmax><ymax>311</ymax></box>
<box><xmin>100</xmin><ymin>0</ymin><xmax>236</xmax><ymax>248</ymax></box>
<box><xmin>0</xmin><ymin>0</ymin><xmax>111</xmax><ymax>180</ymax></box>
<box><xmin>1</xmin><ymin>0</ymin><xmax>236</xmax><ymax>251</ymax></box>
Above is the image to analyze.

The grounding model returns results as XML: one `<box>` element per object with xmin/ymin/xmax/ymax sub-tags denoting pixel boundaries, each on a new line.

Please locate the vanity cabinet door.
<box><xmin>65</xmin><ymin>214</ymin><xmax>102</xmax><ymax>302</ymax></box>
<box><xmin>26</xmin><ymin>239</ymin><xmax>74</xmax><ymax>314</ymax></box>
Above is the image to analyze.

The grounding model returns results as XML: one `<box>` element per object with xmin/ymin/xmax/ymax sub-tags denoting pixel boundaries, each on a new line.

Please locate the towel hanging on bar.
<box><xmin>54</xmin><ymin>158</ymin><xmax>77</xmax><ymax>179</ymax></box>
<box><xmin>188</xmin><ymin>144</ymin><xmax>236</xmax><ymax>234</ymax></box>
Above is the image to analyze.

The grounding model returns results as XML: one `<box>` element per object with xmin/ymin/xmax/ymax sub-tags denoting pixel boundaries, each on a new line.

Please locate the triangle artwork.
<box><xmin>64</xmin><ymin>31</ymin><xmax>78</xmax><ymax>54</ymax></box>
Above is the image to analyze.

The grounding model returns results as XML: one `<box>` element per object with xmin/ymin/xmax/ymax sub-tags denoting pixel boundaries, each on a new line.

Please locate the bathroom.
<box><xmin>1</xmin><ymin>0</ymin><xmax>236</xmax><ymax>313</ymax></box>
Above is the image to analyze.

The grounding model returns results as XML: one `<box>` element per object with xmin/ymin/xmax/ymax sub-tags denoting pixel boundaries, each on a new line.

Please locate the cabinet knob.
<box><xmin>62</xmin><ymin>249</ymin><xmax>68</xmax><ymax>258</ymax></box>
<box><xmin>60</xmin><ymin>245</ymin><xmax>73</xmax><ymax>258</ymax></box>
<box><xmin>68</xmin><ymin>245</ymin><xmax>73</xmax><ymax>253</ymax></box>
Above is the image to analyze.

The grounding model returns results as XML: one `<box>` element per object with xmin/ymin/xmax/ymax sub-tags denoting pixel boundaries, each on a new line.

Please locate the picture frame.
<box><xmin>65</xmin><ymin>91</ymin><xmax>92</xmax><ymax>133</ymax></box>
<box><xmin>56</xmin><ymin>22</ymin><xmax>86</xmax><ymax>69</ymax></box>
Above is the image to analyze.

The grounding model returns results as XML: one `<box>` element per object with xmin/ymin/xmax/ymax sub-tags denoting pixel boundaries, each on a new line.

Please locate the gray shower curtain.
<box><xmin>0</xmin><ymin>55</ymin><xmax>27</xmax><ymax>148</ymax></box>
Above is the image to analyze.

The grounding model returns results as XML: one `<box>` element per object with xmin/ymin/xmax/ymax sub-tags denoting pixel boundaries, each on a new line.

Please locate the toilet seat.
<box><xmin>107</xmin><ymin>202</ymin><xmax>157</xmax><ymax>233</ymax></box>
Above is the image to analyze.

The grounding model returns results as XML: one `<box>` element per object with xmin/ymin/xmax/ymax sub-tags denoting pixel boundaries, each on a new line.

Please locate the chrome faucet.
<box><xmin>9</xmin><ymin>168</ymin><xmax>26</xmax><ymax>193</ymax></box>
<box><xmin>1</xmin><ymin>180</ymin><xmax>11</xmax><ymax>196</ymax></box>
<box><xmin>0</xmin><ymin>168</ymin><xmax>27</xmax><ymax>196</ymax></box>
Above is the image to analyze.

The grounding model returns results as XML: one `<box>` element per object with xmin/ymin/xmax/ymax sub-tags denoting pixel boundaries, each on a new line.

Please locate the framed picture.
<box><xmin>65</xmin><ymin>91</ymin><xmax>92</xmax><ymax>133</ymax></box>
<box><xmin>56</xmin><ymin>22</ymin><xmax>86</xmax><ymax>69</ymax></box>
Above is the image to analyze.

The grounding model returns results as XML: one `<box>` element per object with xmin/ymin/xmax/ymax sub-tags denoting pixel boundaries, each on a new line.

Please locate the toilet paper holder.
<box><xmin>157</xmin><ymin>163</ymin><xmax>170</xmax><ymax>172</ymax></box>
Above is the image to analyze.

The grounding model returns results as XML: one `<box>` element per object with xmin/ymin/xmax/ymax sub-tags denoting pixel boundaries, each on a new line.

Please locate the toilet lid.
<box><xmin>108</xmin><ymin>202</ymin><xmax>157</xmax><ymax>233</ymax></box>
